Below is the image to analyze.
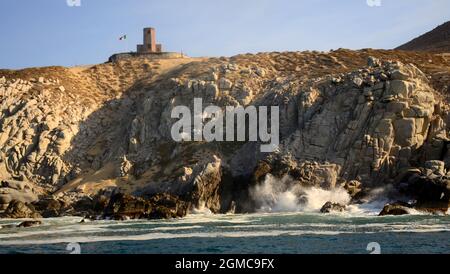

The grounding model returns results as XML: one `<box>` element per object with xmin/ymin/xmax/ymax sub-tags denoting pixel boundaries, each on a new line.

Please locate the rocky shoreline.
<box><xmin>1</xmin><ymin>51</ymin><xmax>450</xmax><ymax>224</ymax></box>
<box><xmin>1</xmin><ymin>155</ymin><xmax>448</xmax><ymax>222</ymax></box>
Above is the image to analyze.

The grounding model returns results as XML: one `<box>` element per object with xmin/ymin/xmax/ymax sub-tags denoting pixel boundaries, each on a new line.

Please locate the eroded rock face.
<box><xmin>283</xmin><ymin>61</ymin><xmax>438</xmax><ymax>187</ymax></box>
<box><xmin>181</xmin><ymin>155</ymin><xmax>222</xmax><ymax>212</ymax></box>
<box><xmin>1</xmin><ymin>51</ymin><xmax>450</xmax><ymax>218</ymax></box>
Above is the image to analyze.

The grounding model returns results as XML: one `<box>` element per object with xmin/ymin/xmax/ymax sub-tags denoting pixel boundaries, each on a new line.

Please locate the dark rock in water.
<box><xmin>396</xmin><ymin>169</ymin><xmax>450</xmax><ymax>214</ymax></box>
<box><xmin>148</xmin><ymin>193</ymin><xmax>190</xmax><ymax>219</ymax></box>
<box><xmin>103</xmin><ymin>193</ymin><xmax>189</xmax><ymax>220</ymax></box>
<box><xmin>33</xmin><ymin>197</ymin><xmax>63</xmax><ymax>218</ymax></box>
<box><xmin>0</xmin><ymin>200</ymin><xmax>42</xmax><ymax>219</ymax></box>
<box><xmin>320</xmin><ymin>201</ymin><xmax>346</xmax><ymax>213</ymax></box>
<box><xmin>61</xmin><ymin>194</ymin><xmax>112</xmax><ymax>218</ymax></box>
<box><xmin>17</xmin><ymin>220</ymin><xmax>42</xmax><ymax>228</ymax></box>
<box><xmin>379</xmin><ymin>201</ymin><xmax>412</xmax><ymax>216</ymax></box>
<box><xmin>104</xmin><ymin>193</ymin><xmax>151</xmax><ymax>219</ymax></box>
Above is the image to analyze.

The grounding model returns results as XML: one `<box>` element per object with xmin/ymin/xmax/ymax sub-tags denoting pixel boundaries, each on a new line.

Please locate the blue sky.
<box><xmin>0</xmin><ymin>0</ymin><xmax>449</xmax><ymax>69</ymax></box>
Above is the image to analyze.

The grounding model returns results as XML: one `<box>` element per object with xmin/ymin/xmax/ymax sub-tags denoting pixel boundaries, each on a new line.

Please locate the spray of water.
<box><xmin>250</xmin><ymin>174</ymin><xmax>352</xmax><ymax>213</ymax></box>
<box><xmin>190</xmin><ymin>202</ymin><xmax>214</xmax><ymax>215</ymax></box>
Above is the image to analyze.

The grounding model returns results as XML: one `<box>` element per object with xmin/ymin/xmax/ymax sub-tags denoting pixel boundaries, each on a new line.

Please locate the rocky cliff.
<box><xmin>1</xmin><ymin>49</ymin><xmax>450</xmax><ymax>219</ymax></box>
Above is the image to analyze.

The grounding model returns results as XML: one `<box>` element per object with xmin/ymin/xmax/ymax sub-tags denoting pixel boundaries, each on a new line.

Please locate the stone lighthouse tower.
<box><xmin>137</xmin><ymin>27</ymin><xmax>163</xmax><ymax>53</ymax></box>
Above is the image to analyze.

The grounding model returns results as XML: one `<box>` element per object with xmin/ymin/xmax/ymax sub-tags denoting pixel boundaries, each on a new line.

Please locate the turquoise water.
<box><xmin>0</xmin><ymin>212</ymin><xmax>449</xmax><ymax>254</ymax></box>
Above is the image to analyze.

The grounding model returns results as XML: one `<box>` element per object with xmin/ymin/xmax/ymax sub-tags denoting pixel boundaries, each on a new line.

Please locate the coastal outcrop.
<box><xmin>1</xmin><ymin>49</ymin><xmax>450</xmax><ymax>219</ymax></box>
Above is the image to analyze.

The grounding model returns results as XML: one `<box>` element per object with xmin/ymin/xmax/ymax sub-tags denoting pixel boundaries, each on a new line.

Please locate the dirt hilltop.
<box><xmin>1</xmin><ymin>48</ymin><xmax>450</xmax><ymax>219</ymax></box>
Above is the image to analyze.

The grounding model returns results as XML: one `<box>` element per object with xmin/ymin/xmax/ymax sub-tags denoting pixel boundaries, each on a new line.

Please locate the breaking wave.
<box><xmin>250</xmin><ymin>174</ymin><xmax>351</xmax><ymax>213</ymax></box>
<box><xmin>250</xmin><ymin>174</ymin><xmax>387</xmax><ymax>215</ymax></box>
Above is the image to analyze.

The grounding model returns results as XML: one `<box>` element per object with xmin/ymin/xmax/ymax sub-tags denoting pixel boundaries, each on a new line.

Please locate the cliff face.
<box><xmin>1</xmin><ymin>49</ymin><xmax>450</xmax><ymax>218</ymax></box>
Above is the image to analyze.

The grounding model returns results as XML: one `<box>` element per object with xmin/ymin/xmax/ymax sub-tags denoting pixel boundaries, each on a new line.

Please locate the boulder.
<box><xmin>320</xmin><ymin>201</ymin><xmax>347</xmax><ymax>213</ymax></box>
<box><xmin>1</xmin><ymin>200</ymin><xmax>42</xmax><ymax>219</ymax></box>
<box><xmin>389</xmin><ymin>80</ymin><xmax>413</xmax><ymax>98</ymax></box>
<box><xmin>148</xmin><ymin>193</ymin><xmax>190</xmax><ymax>219</ymax></box>
<box><xmin>104</xmin><ymin>193</ymin><xmax>149</xmax><ymax>219</ymax></box>
<box><xmin>379</xmin><ymin>201</ymin><xmax>412</xmax><ymax>216</ymax></box>
<box><xmin>424</xmin><ymin>160</ymin><xmax>446</xmax><ymax>176</ymax></box>
<box><xmin>255</xmin><ymin>67</ymin><xmax>266</xmax><ymax>77</ymax></box>
<box><xmin>352</xmin><ymin>76</ymin><xmax>363</xmax><ymax>87</ymax></box>
<box><xmin>218</xmin><ymin>78</ymin><xmax>233</xmax><ymax>90</ymax></box>
<box><xmin>393</xmin><ymin>118</ymin><xmax>416</xmax><ymax>147</ymax></box>
<box><xmin>33</xmin><ymin>197</ymin><xmax>63</xmax><ymax>218</ymax></box>
<box><xmin>204</xmin><ymin>82</ymin><xmax>219</xmax><ymax>99</ymax></box>
<box><xmin>17</xmin><ymin>220</ymin><xmax>42</xmax><ymax>228</ymax></box>
<box><xmin>367</xmin><ymin>56</ymin><xmax>381</xmax><ymax>67</ymax></box>
<box><xmin>253</xmin><ymin>155</ymin><xmax>339</xmax><ymax>190</ymax></box>
<box><xmin>103</xmin><ymin>193</ymin><xmax>189</xmax><ymax>220</ymax></box>
<box><xmin>342</xmin><ymin>180</ymin><xmax>362</xmax><ymax>197</ymax></box>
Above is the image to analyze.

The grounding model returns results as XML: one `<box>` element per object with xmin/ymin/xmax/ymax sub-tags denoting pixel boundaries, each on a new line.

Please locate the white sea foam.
<box><xmin>0</xmin><ymin>230</ymin><xmax>344</xmax><ymax>246</ymax></box>
<box><xmin>249</xmin><ymin>174</ymin><xmax>425</xmax><ymax>217</ymax></box>
<box><xmin>2</xmin><ymin>223</ymin><xmax>449</xmax><ymax>246</ymax></box>
<box><xmin>250</xmin><ymin>174</ymin><xmax>352</xmax><ymax>213</ymax></box>
<box><xmin>301</xmin><ymin>187</ymin><xmax>351</xmax><ymax>211</ymax></box>
<box><xmin>0</xmin><ymin>224</ymin><xmax>112</xmax><ymax>239</ymax></box>
<box><xmin>168</xmin><ymin>214</ymin><xmax>254</xmax><ymax>225</ymax></box>
<box><xmin>149</xmin><ymin>225</ymin><xmax>203</xmax><ymax>231</ymax></box>
<box><xmin>0</xmin><ymin>210</ymin><xmax>448</xmax><ymax>247</ymax></box>
<box><xmin>190</xmin><ymin>202</ymin><xmax>214</xmax><ymax>215</ymax></box>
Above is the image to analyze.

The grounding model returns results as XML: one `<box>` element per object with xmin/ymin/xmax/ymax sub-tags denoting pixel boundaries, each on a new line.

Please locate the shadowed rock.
<box><xmin>0</xmin><ymin>200</ymin><xmax>41</xmax><ymax>219</ymax></box>
<box><xmin>17</xmin><ymin>220</ymin><xmax>42</xmax><ymax>228</ymax></box>
<box><xmin>379</xmin><ymin>201</ymin><xmax>412</xmax><ymax>216</ymax></box>
<box><xmin>320</xmin><ymin>201</ymin><xmax>347</xmax><ymax>213</ymax></box>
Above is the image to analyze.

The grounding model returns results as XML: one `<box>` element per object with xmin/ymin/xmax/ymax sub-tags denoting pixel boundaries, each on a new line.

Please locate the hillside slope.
<box><xmin>397</xmin><ymin>21</ymin><xmax>450</xmax><ymax>53</ymax></box>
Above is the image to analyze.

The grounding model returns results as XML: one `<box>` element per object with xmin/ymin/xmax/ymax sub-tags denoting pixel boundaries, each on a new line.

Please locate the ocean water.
<box><xmin>0</xmin><ymin>211</ymin><xmax>449</xmax><ymax>254</ymax></box>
